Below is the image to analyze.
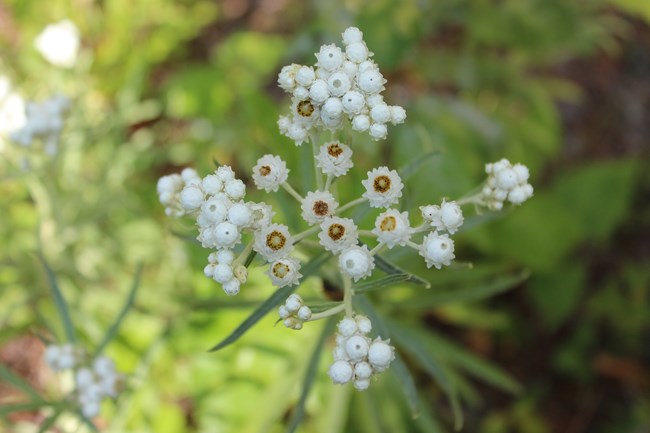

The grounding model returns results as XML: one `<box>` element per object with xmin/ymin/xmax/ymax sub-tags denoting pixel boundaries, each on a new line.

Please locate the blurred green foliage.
<box><xmin>1</xmin><ymin>0</ymin><xmax>648</xmax><ymax>432</ymax></box>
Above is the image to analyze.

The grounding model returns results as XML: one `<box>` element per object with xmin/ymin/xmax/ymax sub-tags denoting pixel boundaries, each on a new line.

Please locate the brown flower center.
<box><xmin>266</xmin><ymin>230</ymin><xmax>287</xmax><ymax>251</ymax></box>
<box><xmin>379</xmin><ymin>216</ymin><xmax>397</xmax><ymax>232</ymax></box>
<box><xmin>327</xmin><ymin>143</ymin><xmax>343</xmax><ymax>157</ymax></box>
<box><xmin>373</xmin><ymin>175</ymin><xmax>391</xmax><ymax>193</ymax></box>
<box><xmin>259</xmin><ymin>165</ymin><xmax>271</xmax><ymax>176</ymax></box>
<box><xmin>328</xmin><ymin>223</ymin><xmax>345</xmax><ymax>241</ymax></box>
<box><xmin>272</xmin><ymin>262</ymin><xmax>290</xmax><ymax>278</ymax></box>
<box><xmin>313</xmin><ymin>200</ymin><xmax>329</xmax><ymax>216</ymax></box>
<box><xmin>297</xmin><ymin>100</ymin><xmax>315</xmax><ymax>118</ymax></box>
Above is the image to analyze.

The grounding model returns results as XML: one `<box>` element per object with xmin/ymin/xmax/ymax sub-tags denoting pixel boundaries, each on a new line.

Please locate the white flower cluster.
<box><xmin>44</xmin><ymin>344</ymin><xmax>122</xmax><ymax>419</ymax></box>
<box><xmin>417</xmin><ymin>200</ymin><xmax>464</xmax><ymax>269</ymax></box>
<box><xmin>158</xmin><ymin>165</ymin><xmax>307</xmax><ymax>294</ymax></box>
<box><xmin>10</xmin><ymin>95</ymin><xmax>70</xmax><ymax>155</ymax></box>
<box><xmin>44</xmin><ymin>343</ymin><xmax>78</xmax><ymax>371</ymax></box>
<box><xmin>75</xmin><ymin>356</ymin><xmax>122</xmax><ymax>418</ymax></box>
<box><xmin>277</xmin><ymin>27</ymin><xmax>406</xmax><ymax>144</ymax></box>
<box><xmin>34</xmin><ymin>20</ymin><xmax>80</xmax><ymax>69</ymax></box>
<box><xmin>278</xmin><ymin>294</ymin><xmax>312</xmax><ymax>330</ymax></box>
<box><xmin>328</xmin><ymin>316</ymin><xmax>394</xmax><ymax>390</ymax></box>
<box><xmin>481</xmin><ymin>159</ymin><xmax>534</xmax><ymax>210</ymax></box>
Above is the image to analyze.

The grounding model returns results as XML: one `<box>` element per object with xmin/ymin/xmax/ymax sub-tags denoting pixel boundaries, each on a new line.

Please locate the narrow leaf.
<box><xmin>388</xmin><ymin>321</ymin><xmax>463</xmax><ymax>430</ymax></box>
<box><xmin>374</xmin><ymin>254</ymin><xmax>431</xmax><ymax>288</ymax></box>
<box><xmin>0</xmin><ymin>401</ymin><xmax>48</xmax><ymax>416</ymax></box>
<box><xmin>352</xmin><ymin>273</ymin><xmax>412</xmax><ymax>294</ymax></box>
<box><xmin>38</xmin><ymin>407</ymin><xmax>63</xmax><ymax>433</ymax></box>
<box><xmin>399</xmin><ymin>150</ymin><xmax>441</xmax><ymax>181</ymax></box>
<box><xmin>209</xmin><ymin>253</ymin><xmax>331</xmax><ymax>352</ymax></box>
<box><xmin>394</xmin><ymin>270</ymin><xmax>529</xmax><ymax>309</ymax></box>
<box><xmin>93</xmin><ymin>265</ymin><xmax>143</xmax><ymax>357</ymax></box>
<box><xmin>0</xmin><ymin>364</ymin><xmax>44</xmax><ymax>402</ymax></box>
<box><xmin>354</xmin><ymin>296</ymin><xmax>420</xmax><ymax>417</ymax></box>
<box><xmin>38</xmin><ymin>253</ymin><xmax>76</xmax><ymax>343</ymax></box>
<box><xmin>287</xmin><ymin>317</ymin><xmax>336</xmax><ymax>433</ymax></box>
<box><xmin>244</xmin><ymin>250</ymin><xmax>257</xmax><ymax>267</ymax></box>
<box><xmin>306</xmin><ymin>301</ymin><xmax>343</xmax><ymax>314</ymax></box>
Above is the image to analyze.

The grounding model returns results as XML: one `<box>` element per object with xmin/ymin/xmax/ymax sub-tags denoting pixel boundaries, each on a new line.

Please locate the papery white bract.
<box><xmin>34</xmin><ymin>20</ymin><xmax>80</xmax><ymax>68</ymax></box>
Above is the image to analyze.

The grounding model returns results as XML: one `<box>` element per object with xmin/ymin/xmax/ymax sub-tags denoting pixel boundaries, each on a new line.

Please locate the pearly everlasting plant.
<box><xmin>158</xmin><ymin>27</ymin><xmax>534</xmax><ymax>396</ymax></box>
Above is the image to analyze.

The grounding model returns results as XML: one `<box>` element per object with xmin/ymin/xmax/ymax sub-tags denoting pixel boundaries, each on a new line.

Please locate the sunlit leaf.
<box><xmin>38</xmin><ymin>253</ymin><xmax>76</xmax><ymax>343</ymax></box>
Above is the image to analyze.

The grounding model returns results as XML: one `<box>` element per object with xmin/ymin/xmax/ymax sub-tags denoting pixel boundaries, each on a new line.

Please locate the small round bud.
<box><xmin>370</xmin><ymin>103</ymin><xmax>391</xmax><ymax>124</ymax></box>
<box><xmin>285</xmin><ymin>294</ymin><xmax>303</xmax><ymax>312</ymax></box>
<box><xmin>354</xmin><ymin>361</ymin><xmax>373</xmax><ymax>380</ymax></box>
<box><xmin>202</xmin><ymin>175</ymin><xmax>223</xmax><ymax>195</ymax></box>
<box><xmin>216</xmin><ymin>249</ymin><xmax>235</xmax><ymax>265</ymax></box>
<box><xmin>309</xmin><ymin>79</ymin><xmax>330</xmax><ymax>103</ymax></box>
<box><xmin>225</xmin><ymin>179</ymin><xmax>246</xmax><ymax>200</ymax></box>
<box><xmin>233</xmin><ymin>264</ymin><xmax>248</xmax><ymax>283</ymax></box>
<box><xmin>369</xmin><ymin>123</ymin><xmax>387</xmax><ymax>140</ymax></box>
<box><xmin>355</xmin><ymin>315</ymin><xmax>372</xmax><ymax>334</ymax></box>
<box><xmin>180</xmin><ymin>185</ymin><xmax>204</xmax><ymax>211</ymax></box>
<box><xmin>213</xmin><ymin>263</ymin><xmax>234</xmax><ymax>284</ymax></box>
<box><xmin>328</xmin><ymin>360</ymin><xmax>354</xmax><ymax>384</ymax></box>
<box><xmin>342</xmin><ymin>27</ymin><xmax>363</xmax><ymax>45</ymax></box>
<box><xmin>368</xmin><ymin>339</ymin><xmax>395</xmax><ymax>369</ymax></box>
<box><xmin>337</xmin><ymin>317</ymin><xmax>358</xmax><ymax>337</ymax></box>
<box><xmin>296</xmin><ymin>66</ymin><xmax>316</xmax><ymax>87</ymax></box>
<box><xmin>351</xmin><ymin>114</ymin><xmax>370</xmax><ymax>132</ymax></box>
<box><xmin>345</xmin><ymin>335</ymin><xmax>370</xmax><ymax>361</ymax></box>
<box><xmin>222</xmin><ymin>278</ymin><xmax>240</xmax><ymax>296</ymax></box>
<box><xmin>358</xmin><ymin>69</ymin><xmax>384</xmax><ymax>94</ymax></box>
<box><xmin>214</xmin><ymin>222</ymin><xmax>239</xmax><ymax>247</ymax></box>
<box><xmin>278</xmin><ymin>305</ymin><xmax>290</xmax><ymax>319</ymax></box>
<box><xmin>327</xmin><ymin>72</ymin><xmax>351</xmax><ymax>97</ymax></box>
<box><xmin>341</xmin><ymin>90</ymin><xmax>365</xmax><ymax>115</ymax></box>
<box><xmin>346</xmin><ymin>41</ymin><xmax>369</xmax><ymax>63</ymax></box>
<box><xmin>293</xmin><ymin>86</ymin><xmax>309</xmax><ymax>100</ymax></box>
<box><xmin>228</xmin><ymin>203</ymin><xmax>252</xmax><ymax>227</ymax></box>
<box><xmin>353</xmin><ymin>379</ymin><xmax>370</xmax><ymax>391</ymax></box>
<box><xmin>297</xmin><ymin>305</ymin><xmax>312</xmax><ymax>321</ymax></box>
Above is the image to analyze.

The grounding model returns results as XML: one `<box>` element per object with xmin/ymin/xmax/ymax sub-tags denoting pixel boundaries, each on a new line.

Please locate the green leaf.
<box><xmin>38</xmin><ymin>253</ymin><xmax>76</xmax><ymax>343</ymax></box>
<box><xmin>388</xmin><ymin>321</ymin><xmax>463</xmax><ymax>430</ymax></box>
<box><xmin>374</xmin><ymin>254</ymin><xmax>431</xmax><ymax>288</ymax></box>
<box><xmin>38</xmin><ymin>407</ymin><xmax>64</xmax><ymax>433</ymax></box>
<box><xmin>355</xmin><ymin>296</ymin><xmax>420</xmax><ymax>418</ymax></box>
<box><xmin>392</xmin><ymin>320</ymin><xmax>520</xmax><ymax>394</ymax></box>
<box><xmin>399</xmin><ymin>149</ymin><xmax>441</xmax><ymax>181</ymax></box>
<box><xmin>393</xmin><ymin>270</ymin><xmax>529</xmax><ymax>309</ymax></box>
<box><xmin>93</xmin><ymin>265</ymin><xmax>143</xmax><ymax>357</ymax></box>
<box><xmin>0</xmin><ymin>401</ymin><xmax>49</xmax><ymax>417</ymax></box>
<box><xmin>0</xmin><ymin>364</ymin><xmax>45</xmax><ymax>403</ymax></box>
<box><xmin>287</xmin><ymin>317</ymin><xmax>336</xmax><ymax>433</ymax></box>
<box><xmin>209</xmin><ymin>253</ymin><xmax>330</xmax><ymax>352</ymax></box>
<box><xmin>306</xmin><ymin>301</ymin><xmax>343</xmax><ymax>314</ymax></box>
<box><xmin>244</xmin><ymin>250</ymin><xmax>257</xmax><ymax>267</ymax></box>
<box><xmin>352</xmin><ymin>273</ymin><xmax>412</xmax><ymax>294</ymax></box>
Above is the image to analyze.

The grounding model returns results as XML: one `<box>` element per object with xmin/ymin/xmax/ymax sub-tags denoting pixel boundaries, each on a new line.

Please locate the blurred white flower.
<box><xmin>34</xmin><ymin>20</ymin><xmax>80</xmax><ymax>68</ymax></box>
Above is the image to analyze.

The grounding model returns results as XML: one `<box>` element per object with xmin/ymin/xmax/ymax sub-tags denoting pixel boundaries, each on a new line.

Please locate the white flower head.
<box><xmin>482</xmin><ymin>159</ymin><xmax>533</xmax><ymax>209</ymax></box>
<box><xmin>338</xmin><ymin>245</ymin><xmax>375</xmax><ymax>281</ymax></box>
<box><xmin>362</xmin><ymin>167</ymin><xmax>404</xmax><ymax>208</ymax></box>
<box><xmin>252</xmin><ymin>154</ymin><xmax>289</xmax><ymax>192</ymax></box>
<box><xmin>301</xmin><ymin>190</ymin><xmax>338</xmax><ymax>224</ymax></box>
<box><xmin>267</xmin><ymin>257</ymin><xmax>302</xmax><ymax>288</ymax></box>
<box><xmin>278</xmin><ymin>64</ymin><xmax>301</xmax><ymax>93</ymax></box>
<box><xmin>34</xmin><ymin>20</ymin><xmax>80</xmax><ymax>68</ymax></box>
<box><xmin>419</xmin><ymin>232</ymin><xmax>455</xmax><ymax>269</ymax></box>
<box><xmin>367</xmin><ymin>337</ymin><xmax>395</xmax><ymax>372</ymax></box>
<box><xmin>318</xmin><ymin>216</ymin><xmax>359</xmax><ymax>253</ymax></box>
<box><xmin>372</xmin><ymin>209</ymin><xmax>412</xmax><ymax>248</ymax></box>
<box><xmin>291</xmin><ymin>98</ymin><xmax>320</xmax><ymax>127</ymax></box>
<box><xmin>342</xmin><ymin>27</ymin><xmax>364</xmax><ymax>45</ymax></box>
<box><xmin>254</xmin><ymin>223</ymin><xmax>294</xmax><ymax>262</ymax></box>
<box><xmin>316</xmin><ymin>44</ymin><xmax>345</xmax><ymax>71</ymax></box>
<box><xmin>315</xmin><ymin>141</ymin><xmax>353</xmax><ymax>177</ymax></box>
<box><xmin>422</xmin><ymin>200</ymin><xmax>464</xmax><ymax>234</ymax></box>
<box><xmin>247</xmin><ymin>202</ymin><xmax>275</xmax><ymax>230</ymax></box>
<box><xmin>329</xmin><ymin>360</ymin><xmax>354</xmax><ymax>384</ymax></box>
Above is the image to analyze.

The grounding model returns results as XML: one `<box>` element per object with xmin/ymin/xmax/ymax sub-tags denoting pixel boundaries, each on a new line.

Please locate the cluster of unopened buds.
<box><xmin>158</xmin><ymin>27</ymin><xmax>533</xmax><ymax>391</ymax></box>
<box><xmin>44</xmin><ymin>344</ymin><xmax>123</xmax><ymax>418</ymax></box>
<box><xmin>10</xmin><ymin>94</ymin><xmax>70</xmax><ymax>156</ymax></box>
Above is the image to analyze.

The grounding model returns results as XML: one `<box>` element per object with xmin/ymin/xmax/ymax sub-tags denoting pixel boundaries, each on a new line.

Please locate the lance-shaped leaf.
<box><xmin>93</xmin><ymin>265</ymin><xmax>143</xmax><ymax>357</ymax></box>
<box><xmin>392</xmin><ymin>270</ymin><xmax>529</xmax><ymax>309</ymax></box>
<box><xmin>209</xmin><ymin>253</ymin><xmax>331</xmax><ymax>352</ymax></box>
<box><xmin>388</xmin><ymin>320</ymin><xmax>464</xmax><ymax>430</ymax></box>
<box><xmin>287</xmin><ymin>317</ymin><xmax>336</xmax><ymax>433</ymax></box>
<box><xmin>398</xmin><ymin>149</ymin><xmax>441</xmax><ymax>181</ymax></box>
<box><xmin>0</xmin><ymin>364</ymin><xmax>45</xmax><ymax>403</ymax></box>
<box><xmin>373</xmin><ymin>254</ymin><xmax>431</xmax><ymax>288</ymax></box>
<box><xmin>352</xmin><ymin>273</ymin><xmax>412</xmax><ymax>294</ymax></box>
<box><xmin>38</xmin><ymin>253</ymin><xmax>76</xmax><ymax>343</ymax></box>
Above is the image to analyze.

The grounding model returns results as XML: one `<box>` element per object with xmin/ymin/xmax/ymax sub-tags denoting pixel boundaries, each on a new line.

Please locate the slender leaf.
<box><xmin>0</xmin><ymin>401</ymin><xmax>49</xmax><ymax>417</ymax></box>
<box><xmin>244</xmin><ymin>250</ymin><xmax>257</xmax><ymax>267</ymax></box>
<box><xmin>93</xmin><ymin>265</ymin><xmax>143</xmax><ymax>357</ymax></box>
<box><xmin>0</xmin><ymin>364</ymin><xmax>44</xmax><ymax>402</ymax></box>
<box><xmin>38</xmin><ymin>407</ymin><xmax>64</xmax><ymax>433</ymax></box>
<box><xmin>399</xmin><ymin>150</ymin><xmax>441</xmax><ymax>181</ymax></box>
<box><xmin>209</xmin><ymin>253</ymin><xmax>331</xmax><ymax>352</ymax></box>
<box><xmin>38</xmin><ymin>253</ymin><xmax>76</xmax><ymax>343</ymax></box>
<box><xmin>393</xmin><ymin>270</ymin><xmax>529</xmax><ymax>309</ymax></box>
<box><xmin>354</xmin><ymin>296</ymin><xmax>420</xmax><ymax>418</ymax></box>
<box><xmin>388</xmin><ymin>320</ymin><xmax>463</xmax><ymax>430</ymax></box>
<box><xmin>422</xmin><ymin>330</ymin><xmax>520</xmax><ymax>394</ymax></box>
<box><xmin>306</xmin><ymin>301</ymin><xmax>343</xmax><ymax>314</ymax></box>
<box><xmin>374</xmin><ymin>254</ymin><xmax>431</xmax><ymax>288</ymax></box>
<box><xmin>352</xmin><ymin>273</ymin><xmax>412</xmax><ymax>294</ymax></box>
<box><xmin>287</xmin><ymin>317</ymin><xmax>336</xmax><ymax>433</ymax></box>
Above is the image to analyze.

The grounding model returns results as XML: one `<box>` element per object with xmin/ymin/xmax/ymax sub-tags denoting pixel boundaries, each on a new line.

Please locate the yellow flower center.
<box><xmin>259</xmin><ymin>165</ymin><xmax>271</xmax><ymax>176</ymax></box>
<box><xmin>272</xmin><ymin>262</ymin><xmax>290</xmax><ymax>279</ymax></box>
<box><xmin>379</xmin><ymin>216</ymin><xmax>397</xmax><ymax>232</ymax></box>
<box><xmin>266</xmin><ymin>230</ymin><xmax>287</xmax><ymax>251</ymax></box>
<box><xmin>373</xmin><ymin>175</ymin><xmax>391</xmax><ymax>193</ymax></box>
<box><xmin>328</xmin><ymin>223</ymin><xmax>345</xmax><ymax>241</ymax></box>
<box><xmin>327</xmin><ymin>143</ymin><xmax>343</xmax><ymax>157</ymax></box>
<box><xmin>313</xmin><ymin>200</ymin><xmax>329</xmax><ymax>216</ymax></box>
<box><xmin>297</xmin><ymin>100</ymin><xmax>315</xmax><ymax>118</ymax></box>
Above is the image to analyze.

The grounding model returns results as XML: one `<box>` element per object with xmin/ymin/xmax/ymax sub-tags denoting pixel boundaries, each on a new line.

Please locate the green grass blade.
<box><xmin>374</xmin><ymin>254</ymin><xmax>431</xmax><ymax>288</ymax></box>
<box><xmin>38</xmin><ymin>407</ymin><xmax>64</xmax><ymax>433</ymax></box>
<box><xmin>398</xmin><ymin>150</ymin><xmax>441</xmax><ymax>181</ymax></box>
<box><xmin>93</xmin><ymin>265</ymin><xmax>143</xmax><ymax>357</ymax></box>
<box><xmin>209</xmin><ymin>253</ymin><xmax>331</xmax><ymax>352</ymax></box>
<box><xmin>38</xmin><ymin>253</ymin><xmax>76</xmax><ymax>343</ymax></box>
<box><xmin>423</xmin><ymin>330</ymin><xmax>521</xmax><ymax>394</ymax></box>
<box><xmin>394</xmin><ymin>270</ymin><xmax>529</xmax><ymax>309</ymax></box>
<box><xmin>287</xmin><ymin>317</ymin><xmax>336</xmax><ymax>433</ymax></box>
<box><xmin>0</xmin><ymin>401</ymin><xmax>49</xmax><ymax>417</ymax></box>
<box><xmin>0</xmin><ymin>364</ymin><xmax>45</xmax><ymax>403</ymax></box>
<box><xmin>388</xmin><ymin>320</ymin><xmax>464</xmax><ymax>430</ymax></box>
<box><xmin>355</xmin><ymin>296</ymin><xmax>420</xmax><ymax>418</ymax></box>
<box><xmin>352</xmin><ymin>273</ymin><xmax>412</xmax><ymax>294</ymax></box>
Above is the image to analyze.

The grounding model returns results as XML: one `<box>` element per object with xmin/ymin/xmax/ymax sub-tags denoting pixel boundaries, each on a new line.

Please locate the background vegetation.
<box><xmin>1</xmin><ymin>0</ymin><xmax>648</xmax><ymax>432</ymax></box>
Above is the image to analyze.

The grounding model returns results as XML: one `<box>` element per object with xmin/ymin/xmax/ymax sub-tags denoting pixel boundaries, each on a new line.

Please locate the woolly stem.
<box><xmin>281</xmin><ymin>182</ymin><xmax>304</xmax><ymax>202</ymax></box>
<box><xmin>307</xmin><ymin>303</ymin><xmax>346</xmax><ymax>321</ymax></box>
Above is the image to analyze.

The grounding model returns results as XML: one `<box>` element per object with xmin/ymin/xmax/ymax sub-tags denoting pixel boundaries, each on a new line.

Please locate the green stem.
<box><xmin>294</xmin><ymin>226</ymin><xmax>320</xmax><ymax>243</ymax></box>
<box><xmin>281</xmin><ymin>182</ymin><xmax>304</xmax><ymax>202</ymax></box>
<box><xmin>234</xmin><ymin>239</ymin><xmax>255</xmax><ymax>266</ymax></box>
<box><xmin>343</xmin><ymin>274</ymin><xmax>353</xmax><ymax>316</ymax></box>
<box><xmin>324</xmin><ymin>174</ymin><xmax>334</xmax><ymax>192</ymax></box>
<box><xmin>335</xmin><ymin>197</ymin><xmax>367</xmax><ymax>215</ymax></box>
<box><xmin>307</xmin><ymin>303</ymin><xmax>346</xmax><ymax>321</ymax></box>
<box><xmin>311</xmin><ymin>132</ymin><xmax>324</xmax><ymax>191</ymax></box>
